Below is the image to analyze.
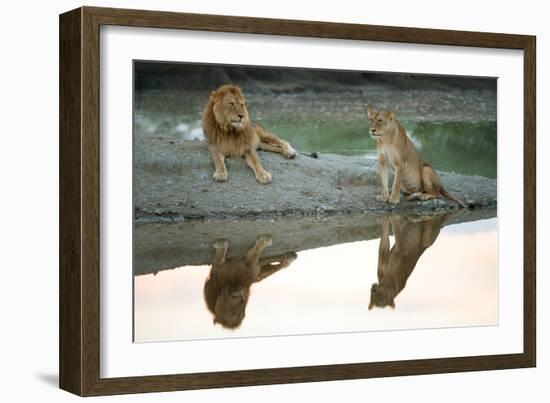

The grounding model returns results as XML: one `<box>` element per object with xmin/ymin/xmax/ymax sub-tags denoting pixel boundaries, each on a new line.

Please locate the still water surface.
<box><xmin>134</xmin><ymin>216</ymin><xmax>497</xmax><ymax>343</ymax></box>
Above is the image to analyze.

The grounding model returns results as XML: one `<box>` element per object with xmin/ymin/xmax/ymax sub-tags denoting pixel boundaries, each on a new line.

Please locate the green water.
<box><xmin>265</xmin><ymin>119</ymin><xmax>497</xmax><ymax>179</ymax></box>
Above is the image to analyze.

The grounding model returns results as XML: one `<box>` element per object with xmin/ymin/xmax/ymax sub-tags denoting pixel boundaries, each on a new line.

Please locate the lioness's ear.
<box><xmin>367</xmin><ymin>106</ymin><xmax>374</xmax><ymax>117</ymax></box>
<box><xmin>388</xmin><ymin>111</ymin><xmax>396</xmax><ymax>121</ymax></box>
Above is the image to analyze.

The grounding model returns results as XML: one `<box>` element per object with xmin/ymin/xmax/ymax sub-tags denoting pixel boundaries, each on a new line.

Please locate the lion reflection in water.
<box><xmin>204</xmin><ymin>235</ymin><xmax>297</xmax><ymax>329</ymax></box>
<box><xmin>369</xmin><ymin>214</ymin><xmax>449</xmax><ymax>310</ymax></box>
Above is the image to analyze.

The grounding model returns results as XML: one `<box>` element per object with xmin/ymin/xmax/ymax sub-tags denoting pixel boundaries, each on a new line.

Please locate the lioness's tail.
<box><xmin>441</xmin><ymin>189</ymin><xmax>468</xmax><ymax>209</ymax></box>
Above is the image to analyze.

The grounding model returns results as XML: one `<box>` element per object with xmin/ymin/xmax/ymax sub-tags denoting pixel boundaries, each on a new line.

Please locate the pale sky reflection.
<box><xmin>134</xmin><ymin>218</ymin><xmax>497</xmax><ymax>343</ymax></box>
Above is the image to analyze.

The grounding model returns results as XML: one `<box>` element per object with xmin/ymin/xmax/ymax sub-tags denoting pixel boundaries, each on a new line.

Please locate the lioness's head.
<box><xmin>368</xmin><ymin>283</ymin><xmax>396</xmax><ymax>310</ymax></box>
<box><xmin>212</xmin><ymin>286</ymin><xmax>249</xmax><ymax>329</ymax></box>
<box><xmin>211</xmin><ymin>85</ymin><xmax>249</xmax><ymax>131</ymax></box>
<box><xmin>367</xmin><ymin>107</ymin><xmax>396</xmax><ymax>139</ymax></box>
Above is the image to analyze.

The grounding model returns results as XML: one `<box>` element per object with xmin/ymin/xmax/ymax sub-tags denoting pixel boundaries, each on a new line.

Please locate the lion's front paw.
<box><xmin>213</xmin><ymin>171</ymin><xmax>228</xmax><ymax>182</ymax></box>
<box><xmin>213</xmin><ymin>239</ymin><xmax>228</xmax><ymax>249</ymax></box>
<box><xmin>389</xmin><ymin>194</ymin><xmax>400</xmax><ymax>205</ymax></box>
<box><xmin>284</xmin><ymin>252</ymin><xmax>297</xmax><ymax>264</ymax></box>
<box><xmin>377</xmin><ymin>216</ymin><xmax>390</xmax><ymax>225</ymax></box>
<box><xmin>284</xmin><ymin>145</ymin><xmax>297</xmax><ymax>159</ymax></box>
<box><xmin>377</xmin><ymin>193</ymin><xmax>389</xmax><ymax>203</ymax></box>
<box><xmin>256</xmin><ymin>170</ymin><xmax>272</xmax><ymax>184</ymax></box>
<box><xmin>257</xmin><ymin>235</ymin><xmax>273</xmax><ymax>247</ymax></box>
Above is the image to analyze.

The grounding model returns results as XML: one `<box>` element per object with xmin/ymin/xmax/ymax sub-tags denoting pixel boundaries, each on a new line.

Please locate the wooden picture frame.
<box><xmin>59</xmin><ymin>6</ymin><xmax>536</xmax><ymax>396</ymax></box>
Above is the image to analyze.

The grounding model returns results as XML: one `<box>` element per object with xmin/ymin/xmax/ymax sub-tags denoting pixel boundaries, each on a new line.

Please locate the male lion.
<box><xmin>202</xmin><ymin>85</ymin><xmax>297</xmax><ymax>184</ymax></box>
<box><xmin>204</xmin><ymin>236</ymin><xmax>297</xmax><ymax>329</ymax></box>
<box><xmin>369</xmin><ymin>214</ymin><xmax>448</xmax><ymax>310</ymax></box>
<box><xmin>367</xmin><ymin>107</ymin><xmax>466</xmax><ymax>207</ymax></box>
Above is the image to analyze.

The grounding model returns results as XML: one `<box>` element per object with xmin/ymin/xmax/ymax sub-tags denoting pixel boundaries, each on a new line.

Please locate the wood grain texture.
<box><xmin>85</xmin><ymin>354</ymin><xmax>532</xmax><ymax>396</ymax></box>
<box><xmin>81</xmin><ymin>6</ymin><xmax>102</xmax><ymax>396</ymax></box>
<box><xmin>523</xmin><ymin>37</ymin><xmax>537</xmax><ymax>367</ymax></box>
<box><xmin>59</xmin><ymin>8</ymin><xmax>82</xmax><ymax>396</ymax></box>
<box><xmin>59</xmin><ymin>6</ymin><xmax>537</xmax><ymax>396</ymax></box>
<box><xmin>86</xmin><ymin>6</ymin><xmax>531</xmax><ymax>49</ymax></box>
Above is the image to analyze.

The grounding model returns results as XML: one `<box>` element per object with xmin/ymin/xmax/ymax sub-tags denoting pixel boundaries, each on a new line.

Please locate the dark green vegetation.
<box><xmin>135</xmin><ymin>62</ymin><xmax>497</xmax><ymax>93</ymax></box>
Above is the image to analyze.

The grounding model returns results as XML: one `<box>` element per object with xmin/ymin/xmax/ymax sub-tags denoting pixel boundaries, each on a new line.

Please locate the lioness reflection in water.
<box><xmin>204</xmin><ymin>235</ymin><xmax>297</xmax><ymax>329</ymax></box>
<box><xmin>369</xmin><ymin>214</ymin><xmax>449</xmax><ymax>310</ymax></box>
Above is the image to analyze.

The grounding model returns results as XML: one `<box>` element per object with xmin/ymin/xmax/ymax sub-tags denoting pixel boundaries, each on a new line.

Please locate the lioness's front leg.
<box><xmin>213</xmin><ymin>239</ymin><xmax>228</xmax><ymax>265</ymax></box>
<box><xmin>389</xmin><ymin>165</ymin><xmax>403</xmax><ymax>205</ymax></box>
<box><xmin>377</xmin><ymin>217</ymin><xmax>390</xmax><ymax>281</ymax></box>
<box><xmin>377</xmin><ymin>153</ymin><xmax>390</xmax><ymax>202</ymax></box>
<box><xmin>210</xmin><ymin>149</ymin><xmax>228</xmax><ymax>182</ymax></box>
<box><xmin>244</xmin><ymin>149</ymin><xmax>272</xmax><ymax>184</ymax></box>
<box><xmin>389</xmin><ymin>216</ymin><xmax>404</xmax><ymax>252</ymax></box>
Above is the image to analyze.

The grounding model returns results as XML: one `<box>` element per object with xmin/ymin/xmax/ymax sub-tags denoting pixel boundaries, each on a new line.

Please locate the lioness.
<box><xmin>202</xmin><ymin>85</ymin><xmax>297</xmax><ymax>184</ymax></box>
<box><xmin>203</xmin><ymin>236</ymin><xmax>297</xmax><ymax>329</ymax></box>
<box><xmin>369</xmin><ymin>214</ymin><xmax>448</xmax><ymax>310</ymax></box>
<box><xmin>367</xmin><ymin>107</ymin><xmax>466</xmax><ymax>207</ymax></box>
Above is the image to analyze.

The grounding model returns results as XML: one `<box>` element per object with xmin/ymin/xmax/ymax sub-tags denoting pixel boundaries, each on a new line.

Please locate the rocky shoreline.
<box><xmin>134</xmin><ymin>137</ymin><xmax>497</xmax><ymax>223</ymax></box>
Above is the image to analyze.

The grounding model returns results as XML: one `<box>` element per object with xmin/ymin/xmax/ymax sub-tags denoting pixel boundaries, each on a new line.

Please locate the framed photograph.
<box><xmin>59</xmin><ymin>6</ymin><xmax>536</xmax><ymax>396</ymax></box>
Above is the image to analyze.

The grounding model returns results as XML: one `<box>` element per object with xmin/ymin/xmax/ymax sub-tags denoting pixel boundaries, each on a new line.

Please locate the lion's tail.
<box><xmin>441</xmin><ymin>188</ymin><xmax>468</xmax><ymax>209</ymax></box>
